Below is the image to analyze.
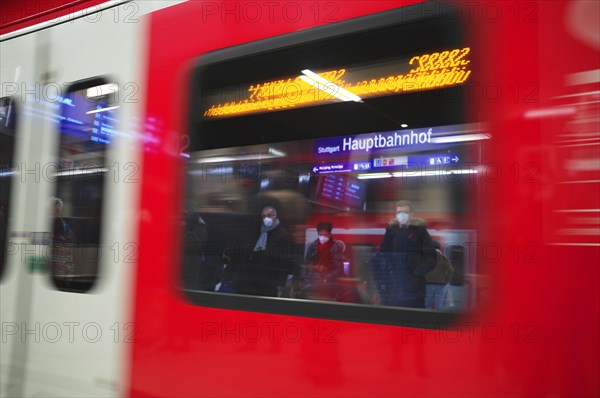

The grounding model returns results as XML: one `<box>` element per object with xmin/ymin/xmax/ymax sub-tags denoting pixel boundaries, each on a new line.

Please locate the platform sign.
<box><xmin>314</xmin><ymin>154</ymin><xmax>461</xmax><ymax>174</ymax></box>
<box><xmin>413</xmin><ymin>154</ymin><xmax>460</xmax><ymax>166</ymax></box>
<box><xmin>313</xmin><ymin>161</ymin><xmax>375</xmax><ymax>174</ymax></box>
<box><xmin>315</xmin><ymin>127</ymin><xmax>434</xmax><ymax>158</ymax></box>
<box><xmin>373</xmin><ymin>156</ymin><xmax>408</xmax><ymax>168</ymax></box>
<box><xmin>312</xmin><ymin>162</ymin><xmax>352</xmax><ymax>174</ymax></box>
<box><xmin>371</xmin><ymin>154</ymin><xmax>459</xmax><ymax>169</ymax></box>
<box><xmin>351</xmin><ymin>161</ymin><xmax>372</xmax><ymax>172</ymax></box>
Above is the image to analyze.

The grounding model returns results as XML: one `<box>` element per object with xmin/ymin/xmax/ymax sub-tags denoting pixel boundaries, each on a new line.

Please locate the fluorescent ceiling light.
<box><xmin>357</xmin><ymin>173</ymin><xmax>392</xmax><ymax>179</ymax></box>
<box><xmin>86</xmin><ymin>105</ymin><xmax>120</xmax><ymax>115</ymax></box>
<box><xmin>194</xmin><ymin>152</ymin><xmax>286</xmax><ymax>164</ymax></box>
<box><xmin>430</xmin><ymin>133</ymin><xmax>491</xmax><ymax>144</ymax></box>
<box><xmin>54</xmin><ymin>168</ymin><xmax>107</xmax><ymax>177</ymax></box>
<box><xmin>195</xmin><ymin>156</ymin><xmax>236</xmax><ymax>163</ymax></box>
<box><xmin>268</xmin><ymin>147</ymin><xmax>286</xmax><ymax>157</ymax></box>
<box><xmin>391</xmin><ymin>169</ymin><xmax>479</xmax><ymax>177</ymax></box>
<box><xmin>358</xmin><ymin>169</ymin><xmax>479</xmax><ymax>179</ymax></box>
<box><xmin>189</xmin><ymin>166</ymin><xmax>233</xmax><ymax>175</ymax></box>
<box><xmin>300</xmin><ymin>69</ymin><xmax>362</xmax><ymax>102</ymax></box>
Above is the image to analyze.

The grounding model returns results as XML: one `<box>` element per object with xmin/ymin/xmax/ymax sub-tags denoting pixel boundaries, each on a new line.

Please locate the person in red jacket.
<box><xmin>298</xmin><ymin>221</ymin><xmax>346</xmax><ymax>301</ymax></box>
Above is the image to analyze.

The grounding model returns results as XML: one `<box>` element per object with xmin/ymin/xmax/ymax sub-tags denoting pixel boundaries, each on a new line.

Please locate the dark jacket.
<box><xmin>53</xmin><ymin>217</ymin><xmax>73</xmax><ymax>243</ymax></box>
<box><xmin>372</xmin><ymin>224</ymin><xmax>437</xmax><ymax>307</ymax></box>
<box><xmin>425</xmin><ymin>249</ymin><xmax>454</xmax><ymax>284</ymax></box>
<box><xmin>236</xmin><ymin>224</ymin><xmax>296</xmax><ymax>297</ymax></box>
<box><xmin>183</xmin><ymin>213</ymin><xmax>208</xmax><ymax>255</ymax></box>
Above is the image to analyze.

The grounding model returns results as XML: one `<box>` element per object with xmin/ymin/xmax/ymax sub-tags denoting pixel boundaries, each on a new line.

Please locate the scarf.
<box><xmin>254</xmin><ymin>218</ymin><xmax>280</xmax><ymax>251</ymax></box>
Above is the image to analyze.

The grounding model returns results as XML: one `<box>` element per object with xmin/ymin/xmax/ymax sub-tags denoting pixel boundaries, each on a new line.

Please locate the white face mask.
<box><xmin>396</xmin><ymin>212</ymin><xmax>410</xmax><ymax>225</ymax></box>
<box><xmin>263</xmin><ymin>217</ymin><xmax>274</xmax><ymax>227</ymax></box>
<box><xmin>318</xmin><ymin>236</ymin><xmax>330</xmax><ymax>244</ymax></box>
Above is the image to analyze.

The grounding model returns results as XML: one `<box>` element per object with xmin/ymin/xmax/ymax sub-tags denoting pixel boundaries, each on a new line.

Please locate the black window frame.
<box><xmin>0</xmin><ymin>96</ymin><xmax>18</xmax><ymax>282</ymax></box>
<box><xmin>49</xmin><ymin>76</ymin><xmax>115</xmax><ymax>293</ymax></box>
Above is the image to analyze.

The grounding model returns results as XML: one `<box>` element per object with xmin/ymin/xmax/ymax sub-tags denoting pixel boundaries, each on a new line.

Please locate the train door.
<box><xmin>0</xmin><ymin>2</ymin><xmax>160</xmax><ymax>396</ymax></box>
<box><xmin>0</xmin><ymin>31</ymin><xmax>41</xmax><ymax>398</ymax></box>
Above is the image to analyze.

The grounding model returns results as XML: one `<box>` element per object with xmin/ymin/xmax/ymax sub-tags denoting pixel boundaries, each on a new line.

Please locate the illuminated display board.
<box><xmin>314</xmin><ymin>174</ymin><xmax>366</xmax><ymax>211</ymax></box>
<box><xmin>61</xmin><ymin>92</ymin><xmax>116</xmax><ymax>144</ymax></box>
<box><xmin>24</xmin><ymin>93</ymin><xmax>117</xmax><ymax>145</ymax></box>
<box><xmin>203</xmin><ymin>47</ymin><xmax>471</xmax><ymax>118</ymax></box>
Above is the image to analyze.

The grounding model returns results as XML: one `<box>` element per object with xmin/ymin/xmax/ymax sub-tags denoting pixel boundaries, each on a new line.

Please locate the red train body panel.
<box><xmin>131</xmin><ymin>1</ymin><xmax>599</xmax><ymax>397</ymax></box>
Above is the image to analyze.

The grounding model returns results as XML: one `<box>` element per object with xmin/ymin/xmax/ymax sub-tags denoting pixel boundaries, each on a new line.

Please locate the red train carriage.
<box><xmin>0</xmin><ymin>1</ymin><xmax>598</xmax><ymax>397</ymax></box>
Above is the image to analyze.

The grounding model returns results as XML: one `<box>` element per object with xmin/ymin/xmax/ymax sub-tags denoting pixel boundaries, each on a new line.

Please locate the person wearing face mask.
<box><xmin>297</xmin><ymin>221</ymin><xmax>347</xmax><ymax>301</ymax></box>
<box><xmin>236</xmin><ymin>206</ymin><xmax>296</xmax><ymax>297</ymax></box>
<box><xmin>372</xmin><ymin>200</ymin><xmax>437</xmax><ymax>308</ymax></box>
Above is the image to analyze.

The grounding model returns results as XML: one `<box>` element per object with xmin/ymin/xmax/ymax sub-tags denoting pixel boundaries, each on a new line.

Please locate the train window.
<box><xmin>0</xmin><ymin>97</ymin><xmax>18</xmax><ymax>281</ymax></box>
<box><xmin>50</xmin><ymin>78</ymin><xmax>117</xmax><ymax>293</ymax></box>
<box><xmin>183</xmin><ymin>3</ymin><xmax>486</xmax><ymax>327</ymax></box>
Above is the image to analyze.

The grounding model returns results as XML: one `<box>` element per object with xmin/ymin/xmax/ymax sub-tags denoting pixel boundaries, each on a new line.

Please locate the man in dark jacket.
<box><xmin>373</xmin><ymin>200</ymin><xmax>437</xmax><ymax>308</ymax></box>
<box><xmin>236</xmin><ymin>206</ymin><xmax>296</xmax><ymax>297</ymax></box>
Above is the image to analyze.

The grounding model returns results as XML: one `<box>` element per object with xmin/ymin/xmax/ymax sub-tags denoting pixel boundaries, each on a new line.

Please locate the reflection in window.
<box><xmin>181</xmin><ymin>3</ymin><xmax>486</xmax><ymax>325</ymax></box>
<box><xmin>0</xmin><ymin>97</ymin><xmax>17</xmax><ymax>281</ymax></box>
<box><xmin>50</xmin><ymin>78</ymin><xmax>117</xmax><ymax>293</ymax></box>
<box><xmin>183</xmin><ymin>128</ymin><xmax>479</xmax><ymax>312</ymax></box>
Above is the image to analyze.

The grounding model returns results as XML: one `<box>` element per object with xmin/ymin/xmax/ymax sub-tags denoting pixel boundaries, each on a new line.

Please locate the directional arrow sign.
<box><xmin>408</xmin><ymin>154</ymin><xmax>460</xmax><ymax>167</ymax></box>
